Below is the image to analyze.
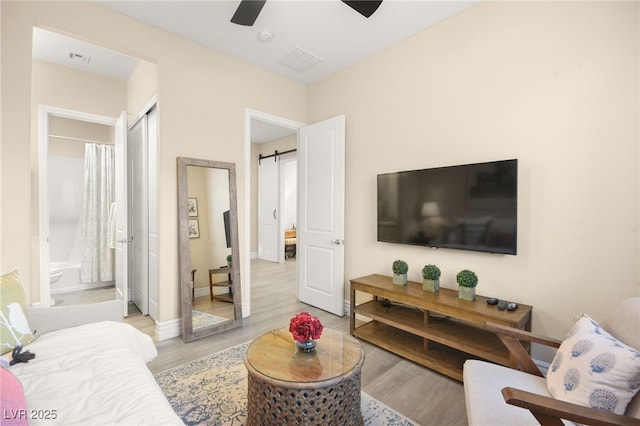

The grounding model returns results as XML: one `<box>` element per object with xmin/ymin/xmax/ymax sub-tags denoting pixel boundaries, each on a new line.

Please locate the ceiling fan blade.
<box><xmin>342</xmin><ymin>0</ymin><xmax>382</xmax><ymax>18</ymax></box>
<box><xmin>230</xmin><ymin>0</ymin><xmax>267</xmax><ymax>26</ymax></box>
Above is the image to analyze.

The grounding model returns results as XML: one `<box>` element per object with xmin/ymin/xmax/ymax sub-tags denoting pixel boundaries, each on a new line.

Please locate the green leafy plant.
<box><xmin>392</xmin><ymin>260</ymin><xmax>409</xmax><ymax>275</ymax></box>
<box><xmin>422</xmin><ymin>264</ymin><xmax>441</xmax><ymax>280</ymax></box>
<box><xmin>456</xmin><ymin>269</ymin><xmax>478</xmax><ymax>288</ymax></box>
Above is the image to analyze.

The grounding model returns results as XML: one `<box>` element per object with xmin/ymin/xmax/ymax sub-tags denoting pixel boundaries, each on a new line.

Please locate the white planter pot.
<box><xmin>423</xmin><ymin>279</ymin><xmax>439</xmax><ymax>292</ymax></box>
<box><xmin>392</xmin><ymin>273</ymin><xmax>407</xmax><ymax>285</ymax></box>
<box><xmin>458</xmin><ymin>286</ymin><xmax>476</xmax><ymax>301</ymax></box>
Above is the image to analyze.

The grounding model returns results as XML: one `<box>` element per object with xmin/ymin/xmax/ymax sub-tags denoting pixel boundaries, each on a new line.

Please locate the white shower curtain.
<box><xmin>80</xmin><ymin>143</ymin><xmax>115</xmax><ymax>283</ymax></box>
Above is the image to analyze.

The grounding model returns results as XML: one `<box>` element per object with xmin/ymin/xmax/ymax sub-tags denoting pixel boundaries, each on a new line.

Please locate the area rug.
<box><xmin>191</xmin><ymin>310</ymin><xmax>228</xmax><ymax>330</ymax></box>
<box><xmin>154</xmin><ymin>342</ymin><xmax>416</xmax><ymax>426</ymax></box>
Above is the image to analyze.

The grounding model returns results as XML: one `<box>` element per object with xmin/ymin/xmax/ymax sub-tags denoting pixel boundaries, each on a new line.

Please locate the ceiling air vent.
<box><xmin>67</xmin><ymin>51</ymin><xmax>91</xmax><ymax>64</ymax></box>
<box><xmin>278</xmin><ymin>48</ymin><xmax>321</xmax><ymax>73</ymax></box>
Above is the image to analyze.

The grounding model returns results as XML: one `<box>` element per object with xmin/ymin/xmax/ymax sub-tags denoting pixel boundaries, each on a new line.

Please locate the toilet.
<box><xmin>50</xmin><ymin>269</ymin><xmax>63</xmax><ymax>284</ymax></box>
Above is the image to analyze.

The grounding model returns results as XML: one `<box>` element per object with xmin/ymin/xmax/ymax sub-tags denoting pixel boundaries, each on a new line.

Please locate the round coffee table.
<box><xmin>244</xmin><ymin>327</ymin><xmax>365</xmax><ymax>425</ymax></box>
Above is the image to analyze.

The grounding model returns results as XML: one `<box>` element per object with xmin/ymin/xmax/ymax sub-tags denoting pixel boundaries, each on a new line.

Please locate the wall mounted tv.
<box><xmin>377</xmin><ymin>159</ymin><xmax>517</xmax><ymax>255</ymax></box>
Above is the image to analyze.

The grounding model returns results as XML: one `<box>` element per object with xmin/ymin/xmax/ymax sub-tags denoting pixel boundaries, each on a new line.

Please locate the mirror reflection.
<box><xmin>187</xmin><ymin>166</ymin><xmax>234</xmax><ymax>329</ymax></box>
<box><xmin>178</xmin><ymin>157</ymin><xmax>242</xmax><ymax>342</ymax></box>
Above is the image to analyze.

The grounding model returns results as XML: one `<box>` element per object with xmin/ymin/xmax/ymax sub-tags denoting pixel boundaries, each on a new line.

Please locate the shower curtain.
<box><xmin>80</xmin><ymin>143</ymin><xmax>115</xmax><ymax>283</ymax></box>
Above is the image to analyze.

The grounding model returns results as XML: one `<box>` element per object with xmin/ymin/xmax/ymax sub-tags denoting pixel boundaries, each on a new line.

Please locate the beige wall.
<box><xmin>49</xmin><ymin>117</ymin><xmax>114</xmax><ymax>158</ymax></box>
<box><xmin>187</xmin><ymin>166</ymin><xmax>213</xmax><ymax>290</ymax></box>
<box><xmin>3</xmin><ymin>1</ymin><xmax>638</xmax><ymax>343</ymax></box>
<box><xmin>1</xmin><ymin>1</ymin><xmax>306</xmax><ymax>325</ymax></box>
<box><xmin>127</xmin><ymin>59</ymin><xmax>158</xmax><ymax>116</ymax></box>
<box><xmin>309</xmin><ymin>1</ymin><xmax>639</xmax><ymax>340</ymax></box>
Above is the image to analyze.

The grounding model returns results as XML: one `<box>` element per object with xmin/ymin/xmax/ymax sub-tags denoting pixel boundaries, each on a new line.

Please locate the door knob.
<box><xmin>330</xmin><ymin>239</ymin><xmax>343</xmax><ymax>245</ymax></box>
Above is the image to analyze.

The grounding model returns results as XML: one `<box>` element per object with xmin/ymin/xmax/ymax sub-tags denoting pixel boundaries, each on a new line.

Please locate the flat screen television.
<box><xmin>223</xmin><ymin>210</ymin><xmax>231</xmax><ymax>249</ymax></box>
<box><xmin>377</xmin><ymin>159</ymin><xmax>517</xmax><ymax>255</ymax></box>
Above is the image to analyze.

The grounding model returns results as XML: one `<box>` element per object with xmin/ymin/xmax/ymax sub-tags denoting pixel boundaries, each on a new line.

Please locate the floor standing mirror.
<box><xmin>177</xmin><ymin>157</ymin><xmax>242</xmax><ymax>342</ymax></box>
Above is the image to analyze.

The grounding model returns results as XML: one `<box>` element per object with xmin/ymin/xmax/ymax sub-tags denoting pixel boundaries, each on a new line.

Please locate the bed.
<box><xmin>3</xmin><ymin>301</ymin><xmax>182</xmax><ymax>425</ymax></box>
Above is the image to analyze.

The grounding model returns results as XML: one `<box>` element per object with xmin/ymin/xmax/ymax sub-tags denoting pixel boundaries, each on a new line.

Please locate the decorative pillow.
<box><xmin>547</xmin><ymin>314</ymin><xmax>640</xmax><ymax>415</ymax></box>
<box><xmin>0</xmin><ymin>270</ymin><xmax>37</xmax><ymax>356</ymax></box>
<box><xmin>0</xmin><ymin>367</ymin><xmax>28</xmax><ymax>425</ymax></box>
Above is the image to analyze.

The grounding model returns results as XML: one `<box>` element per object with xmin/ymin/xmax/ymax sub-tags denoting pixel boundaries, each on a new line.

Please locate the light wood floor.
<box><xmin>51</xmin><ymin>259</ymin><xmax>467</xmax><ymax>424</ymax></box>
<box><xmin>147</xmin><ymin>258</ymin><xmax>467</xmax><ymax>426</ymax></box>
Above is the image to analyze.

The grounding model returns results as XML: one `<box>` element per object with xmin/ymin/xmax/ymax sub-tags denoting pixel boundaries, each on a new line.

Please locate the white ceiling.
<box><xmin>32</xmin><ymin>28</ymin><xmax>140</xmax><ymax>81</ymax></box>
<box><xmin>32</xmin><ymin>0</ymin><xmax>480</xmax><ymax>142</ymax></box>
<box><xmin>95</xmin><ymin>0</ymin><xmax>479</xmax><ymax>86</ymax></box>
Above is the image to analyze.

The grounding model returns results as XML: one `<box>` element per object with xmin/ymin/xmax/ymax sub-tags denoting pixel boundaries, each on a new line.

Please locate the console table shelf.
<box><xmin>350</xmin><ymin>274</ymin><xmax>532</xmax><ymax>382</ymax></box>
<box><xmin>208</xmin><ymin>267</ymin><xmax>233</xmax><ymax>303</ymax></box>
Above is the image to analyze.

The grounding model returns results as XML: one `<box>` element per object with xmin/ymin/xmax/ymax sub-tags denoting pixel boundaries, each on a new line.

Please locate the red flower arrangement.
<box><xmin>288</xmin><ymin>312</ymin><xmax>323</xmax><ymax>343</ymax></box>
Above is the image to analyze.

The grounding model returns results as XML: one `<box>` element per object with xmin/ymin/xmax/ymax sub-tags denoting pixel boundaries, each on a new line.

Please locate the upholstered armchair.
<box><xmin>464</xmin><ymin>298</ymin><xmax>640</xmax><ymax>426</ymax></box>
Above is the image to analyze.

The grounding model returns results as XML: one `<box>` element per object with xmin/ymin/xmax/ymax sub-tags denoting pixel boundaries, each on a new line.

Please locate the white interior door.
<box><xmin>114</xmin><ymin>111</ymin><xmax>129</xmax><ymax>317</ymax></box>
<box><xmin>129</xmin><ymin>116</ymin><xmax>149</xmax><ymax>315</ymax></box>
<box><xmin>146</xmin><ymin>106</ymin><xmax>159</xmax><ymax>321</ymax></box>
<box><xmin>279</xmin><ymin>154</ymin><xmax>297</xmax><ymax>262</ymax></box>
<box><xmin>297</xmin><ymin>115</ymin><xmax>346</xmax><ymax>316</ymax></box>
<box><xmin>258</xmin><ymin>158</ymin><xmax>279</xmax><ymax>262</ymax></box>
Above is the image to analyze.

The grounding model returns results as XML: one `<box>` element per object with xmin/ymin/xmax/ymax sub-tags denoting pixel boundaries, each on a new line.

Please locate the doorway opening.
<box><xmin>257</xmin><ymin>150</ymin><xmax>297</xmax><ymax>263</ymax></box>
<box><xmin>244</xmin><ymin>109</ymin><xmax>305</xmax><ymax>317</ymax></box>
<box><xmin>38</xmin><ymin>107</ymin><xmax>117</xmax><ymax>308</ymax></box>
<box><xmin>33</xmin><ymin>27</ymin><xmax>158</xmax><ymax>320</ymax></box>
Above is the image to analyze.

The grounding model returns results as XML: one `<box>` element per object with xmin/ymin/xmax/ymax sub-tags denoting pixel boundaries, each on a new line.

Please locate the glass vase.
<box><xmin>295</xmin><ymin>339</ymin><xmax>317</xmax><ymax>353</ymax></box>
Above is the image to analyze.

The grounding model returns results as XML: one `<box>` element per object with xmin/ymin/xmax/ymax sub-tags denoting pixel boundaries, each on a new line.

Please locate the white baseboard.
<box><xmin>155</xmin><ymin>317</ymin><xmax>181</xmax><ymax>341</ymax></box>
<box><xmin>194</xmin><ymin>286</ymin><xmax>228</xmax><ymax>298</ymax></box>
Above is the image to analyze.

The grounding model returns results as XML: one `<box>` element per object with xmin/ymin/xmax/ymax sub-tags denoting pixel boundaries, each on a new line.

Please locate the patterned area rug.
<box><xmin>191</xmin><ymin>311</ymin><xmax>228</xmax><ymax>331</ymax></box>
<box><xmin>155</xmin><ymin>342</ymin><xmax>416</xmax><ymax>426</ymax></box>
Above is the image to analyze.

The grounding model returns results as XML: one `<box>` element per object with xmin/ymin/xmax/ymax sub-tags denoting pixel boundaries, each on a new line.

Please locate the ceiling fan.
<box><xmin>231</xmin><ymin>0</ymin><xmax>383</xmax><ymax>26</ymax></box>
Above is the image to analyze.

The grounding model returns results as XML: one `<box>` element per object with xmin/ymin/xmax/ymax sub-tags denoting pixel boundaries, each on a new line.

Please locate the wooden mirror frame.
<box><xmin>177</xmin><ymin>157</ymin><xmax>242</xmax><ymax>342</ymax></box>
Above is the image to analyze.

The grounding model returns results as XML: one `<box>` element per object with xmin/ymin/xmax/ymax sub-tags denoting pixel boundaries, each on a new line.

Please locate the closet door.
<box><xmin>114</xmin><ymin>111</ymin><xmax>129</xmax><ymax>317</ymax></box>
<box><xmin>258</xmin><ymin>159</ymin><xmax>279</xmax><ymax>262</ymax></box>
<box><xmin>128</xmin><ymin>116</ymin><xmax>149</xmax><ymax>315</ymax></box>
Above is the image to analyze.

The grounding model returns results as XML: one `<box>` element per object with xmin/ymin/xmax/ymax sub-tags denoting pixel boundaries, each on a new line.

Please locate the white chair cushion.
<box><xmin>463</xmin><ymin>359</ymin><xmax>562</xmax><ymax>426</ymax></box>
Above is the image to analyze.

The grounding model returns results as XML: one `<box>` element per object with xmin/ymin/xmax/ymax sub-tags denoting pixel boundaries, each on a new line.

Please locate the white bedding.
<box><xmin>8</xmin><ymin>321</ymin><xmax>183</xmax><ymax>425</ymax></box>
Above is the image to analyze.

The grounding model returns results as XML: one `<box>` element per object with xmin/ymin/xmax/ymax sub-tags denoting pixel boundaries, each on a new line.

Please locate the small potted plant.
<box><xmin>226</xmin><ymin>254</ymin><xmax>232</xmax><ymax>267</ymax></box>
<box><xmin>392</xmin><ymin>260</ymin><xmax>409</xmax><ymax>285</ymax></box>
<box><xmin>456</xmin><ymin>269</ymin><xmax>478</xmax><ymax>301</ymax></box>
<box><xmin>422</xmin><ymin>264</ymin><xmax>441</xmax><ymax>293</ymax></box>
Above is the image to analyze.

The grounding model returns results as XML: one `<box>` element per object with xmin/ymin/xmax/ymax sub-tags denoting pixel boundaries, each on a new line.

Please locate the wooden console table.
<box><xmin>208</xmin><ymin>266</ymin><xmax>233</xmax><ymax>303</ymax></box>
<box><xmin>350</xmin><ymin>274</ymin><xmax>532</xmax><ymax>382</ymax></box>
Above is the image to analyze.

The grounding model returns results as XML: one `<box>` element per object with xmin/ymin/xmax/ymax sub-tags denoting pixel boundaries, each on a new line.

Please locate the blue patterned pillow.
<box><xmin>547</xmin><ymin>314</ymin><xmax>640</xmax><ymax>415</ymax></box>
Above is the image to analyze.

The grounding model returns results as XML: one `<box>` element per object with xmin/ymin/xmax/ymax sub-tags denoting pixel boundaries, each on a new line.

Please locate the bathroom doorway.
<box><xmin>33</xmin><ymin>27</ymin><xmax>158</xmax><ymax>318</ymax></box>
<box><xmin>38</xmin><ymin>107</ymin><xmax>119</xmax><ymax>308</ymax></box>
<box><xmin>47</xmin><ymin>116</ymin><xmax>116</xmax><ymax>300</ymax></box>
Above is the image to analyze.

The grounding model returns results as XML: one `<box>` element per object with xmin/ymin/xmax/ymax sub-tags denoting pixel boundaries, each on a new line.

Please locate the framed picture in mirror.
<box><xmin>188</xmin><ymin>198</ymin><xmax>198</xmax><ymax>217</ymax></box>
<box><xmin>188</xmin><ymin>219</ymin><xmax>200</xmax><ymax>238</ymax></box>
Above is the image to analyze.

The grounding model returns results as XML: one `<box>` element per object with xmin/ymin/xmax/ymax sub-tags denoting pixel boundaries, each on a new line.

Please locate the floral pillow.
<box><xmin>1</xmin><ymin>269</ymin><xmax>37</xmax><ymax>356</ymax></box>
<box><xmin>547</xmin><ymin>314</ymin><xmax>640</xmax><ymax>415</ymax></box>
